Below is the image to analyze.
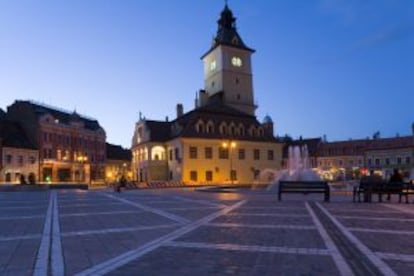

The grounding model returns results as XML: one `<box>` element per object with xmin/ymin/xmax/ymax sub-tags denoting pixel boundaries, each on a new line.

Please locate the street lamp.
<box><xmin>77</xmin><ymin>155</ymin><xmax>88</xmax><ymax>183</ymax></box>
<box><xmin>222</xmin><ymin>141</ymin><xmax>237</xmax><ymax>185</ymax></box>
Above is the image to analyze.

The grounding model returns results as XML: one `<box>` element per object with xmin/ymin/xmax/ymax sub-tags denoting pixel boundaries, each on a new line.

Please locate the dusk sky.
<box><xmin>1</xmin><ymin>0</ymin><xmax>413</xmax><ymax>148</ymax></box>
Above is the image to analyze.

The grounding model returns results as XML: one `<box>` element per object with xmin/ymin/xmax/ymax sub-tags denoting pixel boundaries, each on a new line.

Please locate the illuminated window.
<box><xmin>210</xmin><ymin>60</ymin><xmax>216</xmax><ymax>71</ymax></box>
<box><xmin>151</xmin><ymin>146</ymin><xmax>165</xmax><ymax>160</ymax></box>
<box><xmin>231</xmin><ymin>56</ymin><xmax>242</xmax><ymax>67</ymax></box>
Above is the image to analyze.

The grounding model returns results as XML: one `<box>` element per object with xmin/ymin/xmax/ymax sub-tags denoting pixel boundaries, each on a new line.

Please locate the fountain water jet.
<box><xmin>266</xmin><ymin>145</ymin><xmax>321</xmax><ymax>191</ymax></box>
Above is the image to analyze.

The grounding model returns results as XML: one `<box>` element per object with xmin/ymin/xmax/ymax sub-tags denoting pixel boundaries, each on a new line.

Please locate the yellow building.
<box><xmin>131</xmin><ymin>4</ymin><xmax>283</xmax><ymax>186</ymax></box>
<box><xmin>105</xmin><ymin>143</ymin><xmax>132</xmax><ymax>183</ymax></box>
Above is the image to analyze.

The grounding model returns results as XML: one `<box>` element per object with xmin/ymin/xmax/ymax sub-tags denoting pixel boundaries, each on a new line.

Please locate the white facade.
<box><xmin>1</xmin><ymin>147</ymin><xmax>39</xmax><ymax>183</ymax></box>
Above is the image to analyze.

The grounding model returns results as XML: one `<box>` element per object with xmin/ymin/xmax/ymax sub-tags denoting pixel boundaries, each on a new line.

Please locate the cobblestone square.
<box><xmin>1</xmin><ymin>188</ymin><xmax>414</xmax><ymax>275</ymax></box>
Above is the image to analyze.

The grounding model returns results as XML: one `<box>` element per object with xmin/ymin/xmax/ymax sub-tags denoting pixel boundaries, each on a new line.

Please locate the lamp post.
<box><xmin>222</xmin><ymin>141</ymin><xmax>237</xmax><ymax>185</ymax></box>
<box><xmin>77</xmin><ymin>155</ymin><xmax>88</xmax><ymax>184</ymax></box>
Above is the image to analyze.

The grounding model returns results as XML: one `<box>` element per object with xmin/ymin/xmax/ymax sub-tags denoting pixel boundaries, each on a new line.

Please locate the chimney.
<box><xmin>176</xmin><ymin>104</ymin><xmax>183</xmax><ymax>118</ymax></box>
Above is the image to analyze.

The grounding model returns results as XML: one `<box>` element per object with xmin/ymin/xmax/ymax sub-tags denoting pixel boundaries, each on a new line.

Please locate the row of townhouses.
<box><xmin>0</xmin><ymin>101</ymin><xmax>131</xmax><ymax>184</ymax></box>
<box><xmin>283</xmin><ymin>131</ymin><xmax>414</xmax><ymax>181</ymax></box>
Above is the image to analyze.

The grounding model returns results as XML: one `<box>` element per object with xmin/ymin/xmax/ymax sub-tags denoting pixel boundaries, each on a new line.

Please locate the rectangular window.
<box><xmin>205</xmin><ymin>147</ymin><xmax>213</xmax><ymax>159</ymax></box>
<box><xmin>253</xmin><ymin>149</ymin><xmax>260</xmax><ymax>160</ymax></box>
<box><xmin>367</xmin><ymin>159</ymin><xmax>372</xmax><ymax>166</ymax></box>
<box><xmin>189</xmin><ymin>146</ymin><xmax>198</xmax><ymax>159</ymax></box>
<box><xmin>385</xmin><ymin>158</ymin><xmax>390</xmax><ymax>166</ymax></box>
<box><xmin>219</xmin><ymin>147</ymin><xmax>229</xmax><ymax>159</ymax></box>
<box><xmin>169</xmin><ymin>149</ymin><xmax>173</xmax><ymax>161</ymax></box>
<box><xmin>29</xmin><ymin>156</ymin><xmax>36</xmax><ymax>164</ymax></box>
<box><xmin>205</xmin><ymin>170</ymin><xmax>213</xmax><ymax>181</ymax></box>
<box><xmin>18</xmin><ymin>155</ymin><xmax>23</xmax><ymax>165</ymax></box>
<box><xmin>190</xmin><ymin>171</ymin><xmax>198</xmax><ymax>181</ymax></box>
<box><xmin>267</xmin><ymin>150</ymin><xmax>274</xmax><ymax>161</ymax></box>
<box><xmin>375</xmin><ymin>158</ymin><xmax>380</xmax><ymax>166</ymax></box>
<box><xmin>406</xmin><ymin>157</ymin><xmax>411</xmax><ymax>164</ymax></box>
<box><xmin>397</xmin><ymin>157</ymin><xmax>401</xmax><ymax>165</ymax></box>
<box><xmin>238</xmin><ymin>149</ymin><xmax>245</xmax><ymax>160</ymax></box>
<box><xmin>6</xmin><ymin>154</ymin><xmax>12</xmax><ymax>164</ymax></box>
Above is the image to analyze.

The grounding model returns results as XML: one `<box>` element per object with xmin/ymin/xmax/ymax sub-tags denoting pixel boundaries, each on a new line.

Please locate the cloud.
<box><xmin>351</xmin><ymin>24</ymin><xmax>414</xmax><ymax>50</ymax></box>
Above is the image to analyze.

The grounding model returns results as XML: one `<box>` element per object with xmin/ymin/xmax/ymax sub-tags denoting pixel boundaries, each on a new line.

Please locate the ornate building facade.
<box><xmin>131</xmin><ymin>4</ymin><xmax>283</xmax><ymax>185</ymax></box>
<box><xmin>7</xmin><ymin>100</ymin><xmax>106</xmax><ymax>183</ymax></box>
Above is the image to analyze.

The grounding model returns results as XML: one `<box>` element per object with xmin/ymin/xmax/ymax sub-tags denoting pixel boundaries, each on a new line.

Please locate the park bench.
<box><xmin>353</xmin><ymin>182</ymin><xmax>411</xmax><ymax>203</ymax></box>
<box><xmin>278</xmin><ymin>181</ymin><xmax>330</xmax><ymax>202</ymax></box>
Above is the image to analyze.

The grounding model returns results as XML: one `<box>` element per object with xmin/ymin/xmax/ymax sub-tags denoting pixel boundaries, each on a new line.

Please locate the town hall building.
<box><xmin>131</xmin><ymin>4</ymin><xmax>283</xmax><ymax>185</ymax></box>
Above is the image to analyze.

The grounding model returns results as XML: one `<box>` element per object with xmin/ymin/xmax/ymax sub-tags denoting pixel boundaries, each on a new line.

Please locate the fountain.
<box><xmin>266</xmin><ymin>145</ymin><xmax>321</xmax><ymax>191</ymax></box>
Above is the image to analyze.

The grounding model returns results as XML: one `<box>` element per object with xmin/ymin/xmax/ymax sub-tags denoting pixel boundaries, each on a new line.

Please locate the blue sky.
<box><xmin>0</xmin><ymin>0</ymin><xmax>413</xmax><ymax>148</ymax></box>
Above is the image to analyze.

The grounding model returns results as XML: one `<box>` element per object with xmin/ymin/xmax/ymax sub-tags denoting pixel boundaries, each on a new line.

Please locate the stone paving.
<box><xmin>0</xmin><ymin>188</ymin><xmax>414</xmax><ymax>275</ymax></box>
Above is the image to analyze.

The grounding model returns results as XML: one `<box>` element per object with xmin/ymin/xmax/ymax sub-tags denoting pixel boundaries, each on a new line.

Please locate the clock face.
<box><xmin>210</xmin><ymin>60</ymin><xmax>217</xmax><ymax>71</ymax></box>
<box><xmin>231</xmin><ymin>56</ymin><xmax>242</xmax><ymax>67</ymax></box>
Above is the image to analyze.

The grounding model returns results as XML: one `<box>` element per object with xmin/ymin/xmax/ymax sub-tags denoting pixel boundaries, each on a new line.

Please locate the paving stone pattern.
<box><xmin>0</xmin><ymin>189</ymin><xmax>413</xmax><ymax>275</ymax></box>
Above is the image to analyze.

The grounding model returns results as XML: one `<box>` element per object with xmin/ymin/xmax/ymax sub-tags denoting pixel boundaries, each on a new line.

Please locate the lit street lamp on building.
<box><xmin>222</xmin><ymin>141</ymin><xmax>237</xmax><ymax>185</ymax></box>
<box><xmin>77</xmin><ymin>155</ymin><xmax>88</xmax><ymax>183</ymax></box>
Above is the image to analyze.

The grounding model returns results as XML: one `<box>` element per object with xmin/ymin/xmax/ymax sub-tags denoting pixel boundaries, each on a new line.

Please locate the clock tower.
<box><xmin>201</xmin><ymin>4</ymin><xmax>256</xmax><ymax>116</ymax></box>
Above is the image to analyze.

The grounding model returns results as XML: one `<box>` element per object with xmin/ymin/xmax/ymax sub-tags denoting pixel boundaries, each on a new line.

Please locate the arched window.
<box><xmin>238</xmin><ymin>124</ymin><xmax>245</xmax><ymax>136</ymax></box>
<box><xmin>249</xmin><ymin>125</ymin><xmax>257</xmax><ymax>137</ymax></box>
<box><xmin>219</xmin><ymin>122</ymin><xmax>227</xmax><ymax>135</ymax></box>
<box><xmin>206</xmin><ymin>121</ymin><xmax>214</xmax><ymax>134</ymax></box>
<box><xmin>195</xmin><ymin>120</ymin><xmax>205</xmax><ymax>133</ymax></box>
<box><xmin>229</xmin><ymin>122</ymin><xmax>236</xmax><ymax>136</ymax></box>
<box><xmin>258</xmin><ymin>127</ymin><xmax>264</xmax><ymax>137</ymax></box>
<box><xmin>151</xmin><ymin>146</ymin><xmax>165</xmax><ymax>161</ymax></box>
